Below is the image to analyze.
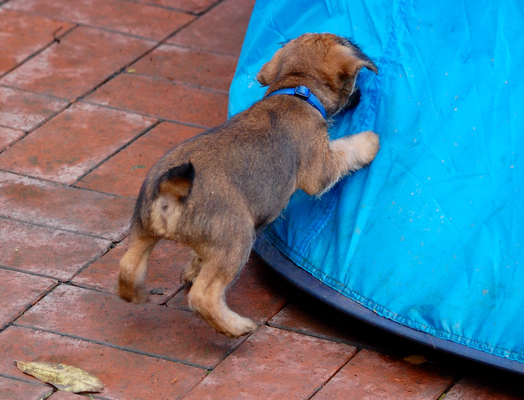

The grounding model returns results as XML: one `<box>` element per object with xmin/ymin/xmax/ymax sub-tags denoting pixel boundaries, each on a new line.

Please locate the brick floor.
<box><xmin>85</xmin><ymin>73</ymin><xmax>229</xmax><ymax>127</ymax></box>
<box><xmin>0</xmin><ymin>26</ymin><xmax>154</xmax><ymax>101</ymax></box>
<box><xmin>76</xmin><ymin>121</ymin><xmax>202</xmax><ymax>197</ymax></box>
<box><xmin>72</xmin><ymin>238</ymin><xmax>193</xmax><ymax>304</ymax></box>
<box><xmin>0</xmin><ymin>86</ymin><xmax>68</xmax><ymax>131</ymax></box>
<box><xmin>5</xmin><ymin>0</ymin><xmax>195</xmax><ymax>41</ymax></box>
<box><xmin>0</xmin><ymin>8</ymin><xmax>75</xmax><ymax>76</ymax></box>
<box><xmin>0</xmin><ymin>376</ymin><xmax>53</xmax><ymax>400</ymax></box>
<box><xmin>0</xmin><ymin>218</ymin><xmax>110</xmax><ymax>280</ymax></box>
<box><xmin>0</xmin><ymin>126</ymin><xmax>24</xmax><ymax>151</ymax></box>
<box><xmin>1</xmin><ymin>0</ymin><xmax>523</xmax><ymax>398</ymax></box>
<box><xmin>129</xmin><ymin>44</ymin><xmax>238</xmax><ymax>93</ymax></box>
<box><xmin>0</xmin><ymin>102</ymin><xmax>156</xmax><ymax>184</ymax></box>
<box><xmin>167</xmin><ymin>0</ymin><xmax>256</xmax><ymax>57</ymax></box>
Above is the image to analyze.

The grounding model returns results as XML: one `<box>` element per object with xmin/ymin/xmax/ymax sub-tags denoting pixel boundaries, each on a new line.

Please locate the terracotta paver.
<box><xmin>444</xmin><ymin>375</ymin><xmax>524</xmax><ymax>400</ymax></box>
<box><xmin>16</xmin><ymin>284</ymin><xmax>245</xmax><ymax>369</ymax></box>
<box><xmin>0</xmin><ymin>86</ymin><xmax>68</xmax><ymax>131</ymax></box>
<box><xmin>0</xmin><ymin>171</ymin><xmax>134</xmax><ymax>241</ymax></box>
<box><xmin>130</xmin><ymin>44</ymin><xmax>238</xmax><ymax>92</ymax></box>
<box><xmin>311</xmin><ymin>349</ymin><xmax>454</xmax><ymax>400</ymax></box>
<box><xmin>46</xmin><ymin>391</ymin><xmax>85</xmax><ymax>400</ymax></box>
<box><xmin>0</xmin><ymin>268</ymin><xmax>56</xmax><ymax>329</ymax></box>
<box><xmin>0</xmin><ymin>326</ymin><xmax>206</xmax><ymax>400</ymax></box>
<box><xmin>0</xmin><ymin>8</ymin><xmax>75</xmax><ymax>76</ymax></box>
<box><xmin>0</xmin><ymin>26</ymin><xmax>153</xmax><ymax>100</ymax></box>
<box><xmin>269</xmin><ymin>293</ymin><xmax>425</xmax><ymax>355</ymax></box>
<box><xmin>0</xmin><ymin>218</ymin><xmax>110</xmax><ymax>281</ymax></box>
<box><xmin>168</xmin><ymin>0</ymin><xmax>256</xmax><ymax>57</ymax></box>
<box><xmin>85</xmin><ymin>73</ymin><xmax>229</xmax><ymax>127</ymax></box>
<box><xmin>0</xmin><ymin>102</ymin><xmax>156</xmax><ymax>184</ymax></box>
<box><xmin>0</xmin><ymin>376</ymin><xmax>52</xmax><ymax>400</ymax></box>
<box><xmin>73</xmin><ymin>238</ymin><xmax>193</xmax><ymax>304</ymax></box>
<box><xmin>131</xmin><ymin>0</ymin><xmax>221</xmax><ymax>15</ymax></box>
<box><xmin>0</xmin><ymin>127</ymin><xmax>24</xmax><ymax>151</ymax></box>
<box><xmin>76</xmin><ymin>121</ymin><xmax>202</xmax><ymax>197</ymax></box>
<box><xmin>168</xmin><ymin>254</ymin><xmax>292</xmax><ymax>324</ymax></box>
<box><xmin>183</xmin><ymin>325</ymin><xmax>356</xmax><ymax>399</ymax></box>
<box><xmin>6</xmin><ymin>0</ymin><xmax>195</xmax><ymax>41</ymax></box>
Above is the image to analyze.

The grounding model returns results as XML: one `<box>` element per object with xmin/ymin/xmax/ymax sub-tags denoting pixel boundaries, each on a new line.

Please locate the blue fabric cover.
<box><xmin>229</xmin><ymin>0</ymin><xmax>524</xmax><ymax>364</ymax></box>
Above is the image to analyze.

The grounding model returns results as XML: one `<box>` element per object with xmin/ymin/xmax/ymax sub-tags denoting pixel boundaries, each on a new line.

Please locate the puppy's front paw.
<box><xmin>353</xmin><ymin>130</ymin><xmax>380</xmax><ymax>165</ymax></box>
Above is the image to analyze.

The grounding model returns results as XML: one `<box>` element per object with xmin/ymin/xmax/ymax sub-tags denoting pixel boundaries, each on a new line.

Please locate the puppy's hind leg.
<box><xmin>187</xmin><ymin>233</ymin><xmax>257</xmax><ymax>338</ymax></box>
<box><xmin>118</xmin><ymin>232</ymin><xmax>158</xmax><ymax>304</ymax></box>
<box><xmin>182</xmin><ymin>254</ymin><xmax>202</xmax><ymax>286</ymax></box>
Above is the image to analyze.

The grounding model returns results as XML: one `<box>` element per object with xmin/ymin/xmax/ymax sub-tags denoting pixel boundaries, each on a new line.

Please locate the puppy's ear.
<box><xmin>337</xmin><ymin>45</ymin><xmax>378</xmax><ymax>80</ymax></box>
<box><xmin>257</xmin><ymin>47</ymin><xmax>284</xmax><ymax>86</ymax></box>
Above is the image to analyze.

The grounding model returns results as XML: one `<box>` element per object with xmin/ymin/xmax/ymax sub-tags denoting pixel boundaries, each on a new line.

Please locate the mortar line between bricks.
<box><xmin>71</xmin><ymin>119</ymin><xmax>162</xmax><ymax>186</ymax></box>
<box><xmin>119</xmin><ymin>0</ymin><xmax>201</xmax><ymax>15</ymax></box>
<box><xmin>0</xmin><ymin>264</ymin><xmax>63</xmax><ymax>283</ymax></box>
<box><xmin>436</xmin><ymin>376</ymin><xmax>463</xmax><ymax>400</ymax></box>
<box><xmin>304</xmin><ymin>349</ymin><xmax>358</xmax><ymax>400</ymax></box>
<box><xmin>0</xmin><ymin>167</ymin><xmax>136</xmax><ymax>200</ymax></box>
<box><xmin>66</xmin><ymin>244</ymin><xmax>121</xmax><ymax>286</ymax></box>
<box><xmin>121</xmin><ymin>0</ymin><xmax>226</xmax><ymax>16</ymax></box>
<box><xmin>68</xmin><ymin>11</ymin><xmax>198</xmax><ymax>106</ymax></box>
<box><xmin>65</xmin><ymin>280</ymin><xmax>185</xmax><ymax>307</ymax></box>
<box><xmin>0</xmin><ymin>83</ymin><xmax>70</xmax><ymax>102</ymax></box>
<box><xmin>0</xmin><ymin>372</ymin><xmax>112</xmax><ymax>400</ymax></box>
<box><xmin>162</xmin><ymin>42</ymin><xmax>240</xmax><ymax>60</ymax></box>
<box><xmin>12</xmin><ymin>323</ymin><xmax>214</xmax><ymax>371</ymax></box>
<box><xmin>0</xmin><ymin>372</ymin><xmax>50</xmax><ymax>387</ymax></box>
<box><xmin>0</xmin><ymin>104</ymin><xmax>72</xmax><ymax>157</ymax></box>
<box><xmin>68</xmin><ymin>182</ymin><xmax>138</xmax><ymax>201</ymax></box>
<box><xmin>159</xmin><ymin>42</ymin><xmax>242</xmax><ymax>59</ymax></box>
<box><xmin>266</xmin><ymin>322</ymin><xmax>397</xmax><ymax>356</ymax></box>
<box><xmin>158</xmin><ymin>283</ymin><xmax>188</xmax><ymax>306</ymax></box>
<box><xmin>0</xmin><ymin>280</ymin><xmax>59</xmax><ymax>334</ymax></box>
<box><xmin>0</xmin><ymin>215</ymin><xmax>122</xmax><ymax>242</ymax></box>
<box><xmin>176</xmin><ymin>325</ymin><xmax>258</xmax><ymax>387</ymax></box>
<box><xmin>123</xmin><ymin>71</ymin><xmax>231</xmax><ymax>95</ymax></box>
<box><xmin>0</xmin><ymin>10</ymin><xmax>160</xmax><ymax>43</ymax></box>
<box><xmin>0</xmin><ymin>24</ymin><xmax>78</xmax><ymax>81</ymax></box>
<box><xmin>80</xmin><ymin>101</ymin><xmax>213</xmax><ymax>130</ymax></box>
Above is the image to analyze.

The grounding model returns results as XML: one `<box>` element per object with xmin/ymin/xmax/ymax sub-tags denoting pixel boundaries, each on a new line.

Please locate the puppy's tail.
<box><xmin>157</xmin><ymin>161</ymin><xmax>195</xmax><ymax>202</ymax></box>
<box><xmin>149</xmin><ymin>161</ymin><xmax>195</xmax><ymax>237</ymax></box>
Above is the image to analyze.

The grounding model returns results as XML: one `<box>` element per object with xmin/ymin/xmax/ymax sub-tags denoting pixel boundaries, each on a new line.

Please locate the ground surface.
<box><xmin>0</xmin><ymin>0</ymin><xmax>523</xmax><ymax>399</ymax></box>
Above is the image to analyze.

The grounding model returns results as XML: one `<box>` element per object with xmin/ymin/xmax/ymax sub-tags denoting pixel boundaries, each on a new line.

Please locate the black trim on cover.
<box><xmin>253</xmin><ymin>233</ymin><xmax>524</xmax><ymax>375</ymax></box>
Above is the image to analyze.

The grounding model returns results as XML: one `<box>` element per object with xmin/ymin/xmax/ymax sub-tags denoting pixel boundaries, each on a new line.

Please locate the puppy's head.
<box><xmin>257</xmin><ymin>33</ymin><xmax>377</xmax><ymax>116</ymax></box>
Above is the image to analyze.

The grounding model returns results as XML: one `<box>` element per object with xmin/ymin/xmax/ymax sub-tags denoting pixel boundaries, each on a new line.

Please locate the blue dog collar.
<box><xmin>265</xmin><ymin>86</ymin><xmax>327</xmax><ymax>119</ymax></box>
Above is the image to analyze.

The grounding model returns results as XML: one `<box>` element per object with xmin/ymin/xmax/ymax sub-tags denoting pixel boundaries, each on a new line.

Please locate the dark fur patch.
<box><xmin>157</xmin><ymin>161</ymin><xmax>195</xmax><ymax>202</ymax></box>
<box><xmin>346</xmin><ymin>87</ymin><xmax>361</xmax><ymax>110</ymax></box>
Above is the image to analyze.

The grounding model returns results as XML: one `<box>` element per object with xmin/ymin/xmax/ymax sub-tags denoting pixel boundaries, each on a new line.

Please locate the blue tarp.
<box><xmin>229</xmin><ymin>0</ymin><xmax>524</xmax><ymax>371</ymax></box>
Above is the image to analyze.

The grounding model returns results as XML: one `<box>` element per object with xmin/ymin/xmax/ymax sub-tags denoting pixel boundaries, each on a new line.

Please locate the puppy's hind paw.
<box><xmin>117</xmin><ymin>279</ymin><xmax>149</xmax><ymax>304</ymax></box>
<box><xmin>222</xmin><ymin>316</ymin><xmax>258</xmax><ymax>339</ymax></box>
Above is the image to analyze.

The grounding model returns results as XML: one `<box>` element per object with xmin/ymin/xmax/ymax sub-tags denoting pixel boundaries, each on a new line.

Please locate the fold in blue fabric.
<box><xmin>229</xmin><ymin>0</ymin><xmax>524</xmax><ymax>363</ymax></box>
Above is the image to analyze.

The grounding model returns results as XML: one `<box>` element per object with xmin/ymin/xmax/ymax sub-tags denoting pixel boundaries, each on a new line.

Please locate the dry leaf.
<box><xmin>16</xmin><ymin>361</ymin><xmax>104</xmax><ymax>393</ymax></box>
<box><xmin>403</xmin><ymin>355</ymin><xmax>428</xmax><ymax>365</ymax></box>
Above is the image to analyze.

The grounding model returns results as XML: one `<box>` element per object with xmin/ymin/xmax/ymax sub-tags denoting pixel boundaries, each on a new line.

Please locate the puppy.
<box><xmin>118</xmin><ymin>33</ymin><xmax>380</xmax><ymax>338</ymax></box>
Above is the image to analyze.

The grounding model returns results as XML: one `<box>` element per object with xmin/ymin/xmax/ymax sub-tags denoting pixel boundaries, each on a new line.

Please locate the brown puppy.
<box><xmin>118</xmin><ymin>33</ymin><xmax>380</xmax><ymax>338</ymax></box>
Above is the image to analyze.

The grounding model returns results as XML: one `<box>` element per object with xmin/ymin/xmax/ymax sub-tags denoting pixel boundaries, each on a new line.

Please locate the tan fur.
<box><xmin>118</xmin><ymin>33</ymin><xmax>380</xmax><ymax>338</ymax></box>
